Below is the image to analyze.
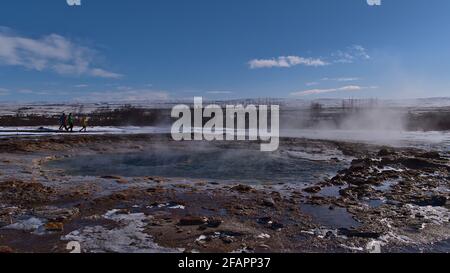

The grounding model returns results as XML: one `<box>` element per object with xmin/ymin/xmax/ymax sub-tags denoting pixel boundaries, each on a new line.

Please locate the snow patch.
<box><xmin>61</xmin><ymin>209</ymin><xmax>181</xmax><ymax>253</ymax></box>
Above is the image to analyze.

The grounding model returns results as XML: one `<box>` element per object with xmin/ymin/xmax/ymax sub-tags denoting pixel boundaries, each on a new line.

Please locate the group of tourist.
<box><xmin>59</xmin><ymin>113</ymin><xmax>88</xmax><ymax>132</ymax></box>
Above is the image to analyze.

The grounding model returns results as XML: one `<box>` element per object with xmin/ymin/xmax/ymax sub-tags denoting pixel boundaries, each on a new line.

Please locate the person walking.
<box><xmin>79</xmin><ymin>116</ymin><xmax>88</xmax><ymax>132</ymax></box>
<box><xmin>67</xmin><ymin>113</ymin><xmax>74</xmax><ymax>132</ymax></box>
<box><xmin>59</xmin><ymin>113</ymin><xmax>67</xmax><ymax>131</ymax></box>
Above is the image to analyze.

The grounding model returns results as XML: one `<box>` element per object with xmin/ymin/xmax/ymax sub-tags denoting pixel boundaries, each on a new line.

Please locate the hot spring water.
<box><xmin>47</xmin><ymin>145</ymin><xmax>347</xmax><ymax>184</ymax></box>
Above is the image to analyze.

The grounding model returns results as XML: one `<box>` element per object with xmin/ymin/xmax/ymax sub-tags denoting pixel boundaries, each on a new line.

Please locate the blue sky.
<box><xmin>0</xmin><ymin>0</ymin><xmax>449</xmax><ymax>102</ymax></box>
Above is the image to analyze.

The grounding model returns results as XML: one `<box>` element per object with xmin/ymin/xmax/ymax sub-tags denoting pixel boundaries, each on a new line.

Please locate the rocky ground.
<box><xmin>0</xmin><ymin>134</ymin><xmax>448</xmax><ymax>253</ymax></box>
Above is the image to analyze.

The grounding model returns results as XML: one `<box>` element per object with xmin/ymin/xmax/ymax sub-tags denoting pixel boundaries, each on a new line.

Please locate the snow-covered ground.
<box><xmin>1</xmin><ymin>126</ymin><xmax>449</xmax><ymax>151</ymax></box>
<box><xmin>0</xmin><ymin>126</ymin><xmax>168</xmax><ymax>136</ymax></box>
<box><xmin>282</xmin><ymin>129</ymin><xmax>450</xmax><ymax>151</ymax></box>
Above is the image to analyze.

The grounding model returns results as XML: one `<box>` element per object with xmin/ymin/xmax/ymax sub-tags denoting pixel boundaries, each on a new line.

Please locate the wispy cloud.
<box><xmin>307</xmin><ymin>77</ymin><xmax>360</xmax><ymax>87</ymax></box>
<box><xmin>0</xmin><ymin>27</ymin><xmax>122</xmax><ymax>79</ymax></box>
<box><xmin>333</xmin><ymin>45</ymin><xmax>370</xmax><ymax>64</ymax></box>
<box><xmin>249</xmin><ymin>45</ymin><xmax>370</xmax><ymax>69</ymax></box>
<box><xmin>90</xmin><ymin>68</ymin><xmax>122</xmax><ymax>79</ymax></box>
<box><xmin>249</xmin><ymin>56</ymin><xmax>328</xmax><ymax>69</ymax></box>
<box><xmin>291</xmin><ymin>85</ymin><xmax>377</xmax><ymax>96</ymax></box>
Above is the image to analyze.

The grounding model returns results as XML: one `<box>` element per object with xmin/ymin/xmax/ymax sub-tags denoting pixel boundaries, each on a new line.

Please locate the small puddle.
<box><xmin>318</xmin><ymin>185</ymin><xmax>346</xmax><ymax>197</ymax></box>
<box><xmin>300</xmin><ymin>204</ymin><xmax>360</xmax><ymax>229</ymax></box>
<box><xmin>364</xmin><ymin>199</ymin><xmax>385</xmax><ymax>208</ymax></box>
<box><xmin>374</xmin><ymin>179</ymin><xmax>401</xmax><ymax>192</ymax></box>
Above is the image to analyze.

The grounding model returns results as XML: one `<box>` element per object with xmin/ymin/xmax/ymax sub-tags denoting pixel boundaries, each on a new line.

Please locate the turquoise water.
<box><xmin>47</xmin><ymin>146</ymin><xmax>346</xmax><ymax>184</ymax></box>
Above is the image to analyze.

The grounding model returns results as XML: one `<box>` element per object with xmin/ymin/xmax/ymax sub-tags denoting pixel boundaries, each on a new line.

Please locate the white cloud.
<box><xmin>291</xmin><ymin>85</ymin><xmax>377</xmax><ymax>96</ymax></box>
<box><xmin>90</xmin><ymin>68</ymin><xmax>122</xmax><ymax>79</ymax></box>
<box><xmin>333</xmin><ymin>45</ymin><xmax>371</xmax><ymax>64</ymax></box>
<box><xmin>248</xmin><ymin>45</ymin><xmax>371</xmax><ymax>69</ymax></box>
<box><xmin>0</xmin><ymin>28</ymin><xmax>122</xmax><ymax>79</ymax></box>
<box><xmin>305</xmin><ymin>77</ymin><xmax>360</xmax><ymax>87</ymax></box>
<box><xmin>249</xmin><ymin>56</ymin><xmax>328</xmax><ymax>69</ymax></box>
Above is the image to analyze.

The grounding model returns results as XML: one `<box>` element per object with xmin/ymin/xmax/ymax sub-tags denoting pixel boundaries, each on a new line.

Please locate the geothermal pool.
<box><xmin>47</xmin><ymin>145</ymin><xmax>347</xmax><ymax>184</ymax></box>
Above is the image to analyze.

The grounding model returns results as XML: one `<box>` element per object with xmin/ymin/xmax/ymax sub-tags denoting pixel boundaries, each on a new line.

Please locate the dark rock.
<box><xmin>231</xmin><ymin>184</ymin><xmax>254</xmax><ymax>193</ymax></box>
<box><xmin>0</xmin><ymin>180</ymin><xmax>55</xmax><ymax>206</ymax></box>
<box><xmin>197</xmin><ymin>225</ymin><xmax>207</xmax><ymax>231</ymax></box>
<box><xmin>221</xmin><ymin>237</ymin><xmax>233</xmax><ymax>244</ymax></box>
<box><xmin>339</xmin><ymin>187</ymin><xmax>354</xmax><ymax>197</ymax></box>
<box><xmin>412</xmin><ymin>196</ymin><xmax>447</xmax><ymax>207</ymax></box>
<box><xmin>378</xmin><ymin>148</ymin><xmax>396</xmax><ymax>157</ymax></box>
<box><xmin>178</xmin><ymin>216</ymin><xmax>208</xmax><ymax>226</ymax></box>
<box><xmin>350</xmin><ymin>159</ymin><xmax>371</xmax><ymax>171</ymax></box>
<box><xmin>201</xmin><ymin>218</ymin><xmax>223</xmax><ymax>229</ymax></box>
<box><xmin>207</xmin><ymin>219</ymin><xmax>223</xmax><ymax>228</ymax></box>
<box><xmin>220</xmin><ymin>231</ymin><xmax>244</xmax><ymax>237</ymax></box>
<box><xmin>400</xmin><ymin>158</ymin><xmax>441</xmax><ymax>170</ymax></box>
<box><xmin>308</xmin><ymin>195</ymin><xmax>328</xmax><ymax>205</ymax></box>
<box><xmin>115</xmin><ymin>208</ymin><xmax>131</xmax><ymax>215</ymax></box>
<box><xmin>419</xmin><ymin>152</ymin><xmax>441</xmax><ymax>160</ymax></box>
<box><xmin>303</xmin><ymin>186</ymin><xmax>321</xmax><ymax>194</ymax></box>
<box><xmin>257</xmin><ymin>217</ymin><xmax>272</xmax><ymax>225</ymax></box>
<box><xmin>100</xmin><ymin>175</ymin><xmax>123</xmax><ymax>180</ymax></box>
<box><xmin>270</xmin><ymin>222</ymin><xmax>284</xmax><ymax>231</ymax></box>
<box><xmin>325</xmin><ymin>231</ymin><xmax>336</xmax><ymax>239</ymax></box>
<box><xmin>261</xmin><ymin>198</ymin><xmax>276</xmax><ymax>207</ymax></box>
<box><xmin>338</xmin><ymin>228</ymin><xmax>381</xmax><ymax>239</ymax></box>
